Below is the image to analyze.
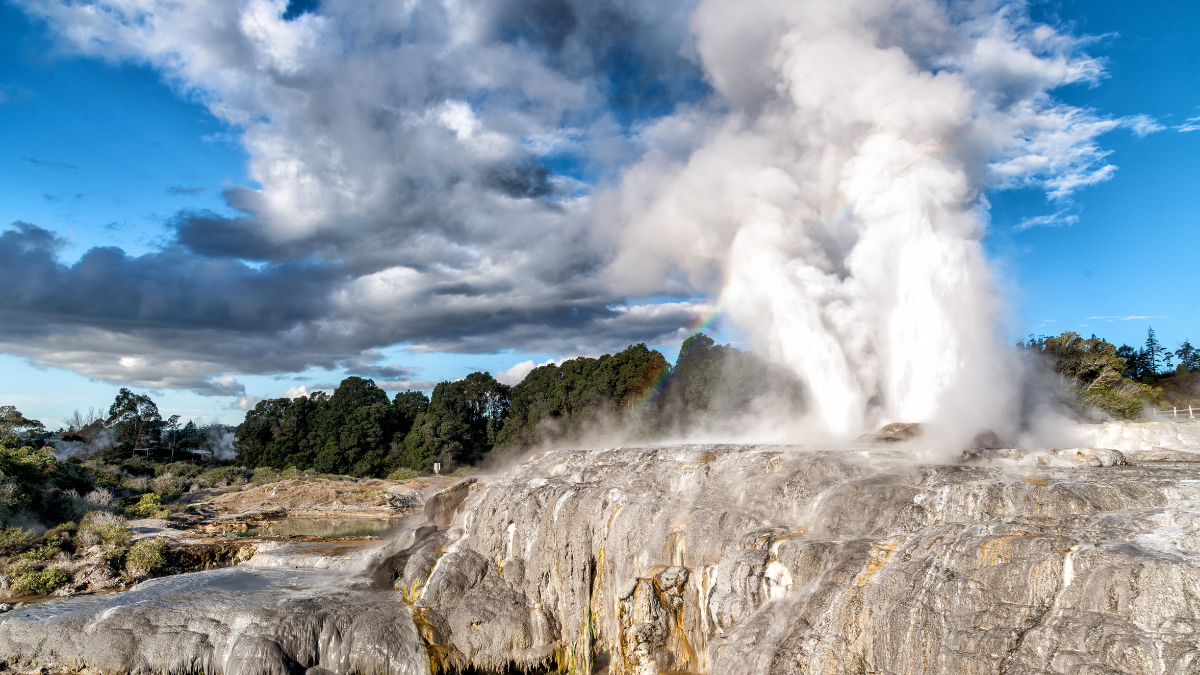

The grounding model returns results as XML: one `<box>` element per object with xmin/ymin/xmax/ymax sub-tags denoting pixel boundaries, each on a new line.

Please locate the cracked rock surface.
<box><xmin>5</xmin><ymin>443</ymin><xmax>1200</xmax><ymax>675</ymax></box>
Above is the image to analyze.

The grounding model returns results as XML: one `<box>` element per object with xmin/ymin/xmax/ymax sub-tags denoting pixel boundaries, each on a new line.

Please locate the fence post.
<box><xmin>1191</xmin><ymin>405</ymin><xmax>1195</xmax><ymax>420</ymax></box>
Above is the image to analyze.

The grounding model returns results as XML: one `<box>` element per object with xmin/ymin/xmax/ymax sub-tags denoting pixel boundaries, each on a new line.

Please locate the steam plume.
<box><xmin>605</xmin><ymin>0</ymin><xmax>1118</xmax><ymax>439</ymax></box>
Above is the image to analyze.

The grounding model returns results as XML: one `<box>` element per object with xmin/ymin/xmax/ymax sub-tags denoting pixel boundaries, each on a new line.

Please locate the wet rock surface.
<box><xmin>6</xmin><ymin>443</ymin><xmax>1200</xmax><ymax>674</ymax></box>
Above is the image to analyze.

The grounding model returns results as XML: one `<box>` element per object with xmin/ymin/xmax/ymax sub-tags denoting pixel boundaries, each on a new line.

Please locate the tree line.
<box><xmin>1022</xmin><ymin>326</ymin><xmax>1200</xmax><ymax>419</ymax></box>
<box><xmin>234</xmin><ymin>334</ymin><xmax>804</xmax><ymax>477</ymax></box>
<box><xmin>3</xmin><ymin>389</ymin><xmax>233</xmax><ymax>463</ymax></box>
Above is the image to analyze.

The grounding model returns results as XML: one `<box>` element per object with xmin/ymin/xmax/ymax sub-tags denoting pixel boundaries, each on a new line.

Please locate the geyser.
<box><xmin>606</xmin><ymin>0</ymin><xmax>1126</xmax><ymax>440</ymax></box>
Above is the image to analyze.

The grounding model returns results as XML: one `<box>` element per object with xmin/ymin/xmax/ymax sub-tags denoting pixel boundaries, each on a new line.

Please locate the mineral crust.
<box><xmin>4</xmin><ymin>443</ymin><xmax>1200</xmax><ymax>675</ymax></box>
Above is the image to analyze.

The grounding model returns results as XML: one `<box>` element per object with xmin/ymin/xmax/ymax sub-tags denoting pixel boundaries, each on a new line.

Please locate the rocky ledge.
<box><xmin>3</xmin><ymin>442</ymin><xmax>1200</xmax><ymax>675</ymax></box>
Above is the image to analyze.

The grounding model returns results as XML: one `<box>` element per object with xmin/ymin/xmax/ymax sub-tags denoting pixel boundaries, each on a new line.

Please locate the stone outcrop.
<box><xmin>5</xmin><ymin>441</ymin><xmax>1200</xmax><ymax>675</ymax></box>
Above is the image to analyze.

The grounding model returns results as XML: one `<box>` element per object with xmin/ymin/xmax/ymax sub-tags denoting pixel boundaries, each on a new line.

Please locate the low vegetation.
<box><xmin>126</xmin><ymin>537</ymin><xmax>167</xmax><ymax>575</ymax></box>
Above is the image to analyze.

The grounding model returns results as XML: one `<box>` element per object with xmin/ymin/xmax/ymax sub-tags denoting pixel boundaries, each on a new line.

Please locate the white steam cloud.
<box><xmin>599</xmin><ymin>0</ymin><xmax>1135</xmax><ymax>440</ymax></box>
<box><xmin>12</xmin><ymin>0</ymin><xmax>1149</xmax><ymax>438</ymax></box>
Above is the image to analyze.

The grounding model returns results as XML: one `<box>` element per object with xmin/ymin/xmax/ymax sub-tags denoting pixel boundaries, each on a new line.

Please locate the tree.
<box><xmin>1035</xmin><ymin>332</ymin><xmax>1126</xmax><ymax>390</ymax></box>
<box><xmin>1176</xmin><ymin>340</ymin><xmax>1200</xmax><ymax>373</ymax></box>
<box><xmin>1144</xmin><ymin>327</ymin><xmax>1170</xmax><ymax>376</ymax></box>
<box><xmin>496</xmin><ymin>344</ymin><xmax>668</xmax><ymax>450</ymax></box>
<box><xmin>106</xmin><ymin>389</ymin><xmax>162</xmax><ymax>456</ymax></box>
<box><xmin>1027</xmin><ymin>332</ymin><xmax>1156</xmax><ymax>419</ymax></box>
<box><xmin>401</xmin><ymin>372</ymin><xmax>511</xmax><ymax>470</ymax></box>
<box><xmin>165</xmin><ymin>415</ymin><xmax>181</xmax><ymax>461</ymax></box>
<box><xmin>0</xmin><ymin>406</ymin><xmax>45</xmax><ymax>439</ymax></box>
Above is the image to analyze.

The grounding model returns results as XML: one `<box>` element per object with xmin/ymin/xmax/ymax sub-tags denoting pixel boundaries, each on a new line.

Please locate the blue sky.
<box><xmin>989</xmin><ymin>0</ymin><xmax>1200</xmax><ymax>350</ymax></box>
<box><xmin>1</xmin><ymin>0</ymin><xmax>1197</xmax><ymax>428</ymax></box>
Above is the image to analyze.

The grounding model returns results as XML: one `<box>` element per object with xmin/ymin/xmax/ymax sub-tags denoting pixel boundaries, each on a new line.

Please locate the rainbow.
<box><xmin>631</xmin><ymin>290</ymin><xmax>731</xmax><ymax>416</ymax></box>
<box><xmin>629</xmin><ymin>198</ymin><xmax>860</xmax><ymax>415</ymax></box>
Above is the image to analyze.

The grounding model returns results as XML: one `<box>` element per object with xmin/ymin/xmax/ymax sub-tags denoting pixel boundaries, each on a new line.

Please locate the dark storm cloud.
<box><xmin>0</xmin><ymin>221</ymin><xmax>335</xmax><ymax>333</ymax></box>
<box><xmin>174</xmin><ymin>211</ymin><xmax>279</xmax><ymax>261</ymax></box>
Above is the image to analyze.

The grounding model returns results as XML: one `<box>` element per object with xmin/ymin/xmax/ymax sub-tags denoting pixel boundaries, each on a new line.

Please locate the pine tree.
<box><xmin>1144</xmin><ymin>327</ymin><xmax>1167</xmax><ymax>376</ymax></box>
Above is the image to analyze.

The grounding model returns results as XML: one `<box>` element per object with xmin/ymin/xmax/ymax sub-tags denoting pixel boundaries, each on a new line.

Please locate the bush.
<box><xmin>81</xmin><ymin>511</ymin><xmax>131</xmax><ymax>546</ymax></box>
<box><xmin>126</xmin><ymin>537</ymin><xmax>167</xmax><ymax>574</ymax></box>
<box><xmin>10</xmin><ymin>566</ymin><xmax>69</xmax><ymax>594</ymax></box>
<box><xmin>83</xmin><ymin>487</ymin><xmax>114</xmax><ymax>508</ymax></box>
<box><xmin>251</xmin><ymin>467</ymin><xmax>282</xmax><ymax>484</ymax></box>
<box><xmin>152</xmin><ymin>473</ymin><xmax>185</xmax><ymax>498</ymax></box>
<box><xmin>451</xmin><ymin>466</ymin><xmax>475</xmax><ymax>477</ymax></box>
<box><xmin>387</xmin><ymin>467</ymin><xmax>419</xmax><ymax>481</ymax></box>
<box><xmin>199</xmin><ymin>466</ymin><xmax>249</xmax><ymax>487</ymax></box>
<box><xmin>123</xmin><ymin>493</ymin><xmax>170</xmax><ymax>519</ymax></box>
<box><xmin>0</xmin><ymin>525</ymin><xmax>38</xmax><ymax>555</ymax></box>
<box><xmin>154</xmin><ymin>462</ymin><xmax>202</xmax><ymax>479</ymax></box>
<box><xmin>18</xmin><ymin>537</ymin><xmax>62</xmax><ymax>561</ymax></box>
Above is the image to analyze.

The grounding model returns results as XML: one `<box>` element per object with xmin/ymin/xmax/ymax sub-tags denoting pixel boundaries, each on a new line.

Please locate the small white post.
<box><xmin>1190</xmin><ymin>405</ymin><xmax>1195</xmax><ymax>420</ymax></box>
<box><xmin>433</xmin><ymin>462</ymin><xmax>441</xmax><ymax>475</ymax></box>
<box><xmin>1175</xmin><ymin>407</ymin><xmax>1179</xmax><ymax>419</ymax></box>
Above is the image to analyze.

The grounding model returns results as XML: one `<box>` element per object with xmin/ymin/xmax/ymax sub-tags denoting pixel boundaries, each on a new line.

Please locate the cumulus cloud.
<box><xmin>3</xmin><ymin>0</ymin><xmax>1156</xmax><ymax>432</ymax></box>
<box><xmin>194</xmin><ymin>376</ymin><xmax>247</xmax><ymax>397</ymax></box>
<box><xmin>496</xmin><ymin>357</ymin><xmax>562</xmax><ymax>386</ymax></box>
<box><xmin>231</xmin><ymin>394</ymin><xmax>263</xmax><ymax>410</ymax></box>
<box><xmin>282</xmin><ymin>384</ymin><xmax>311</xmax><ymax>398</ymax></box>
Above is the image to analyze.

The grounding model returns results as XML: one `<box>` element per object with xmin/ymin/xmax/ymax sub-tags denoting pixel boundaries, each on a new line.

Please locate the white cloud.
<box><xmin>230</xmin><ymin>395</ymin><xmax>263</xmax><ymax>410</ymax></box>
<box><xmin>1121</xmin><ymin>114</ymin><xmax>1165</xmax><ymax>138</ymax></box>
<box><xmin>282</xmin><ymin>385</ymin><xmax>311</xmax><ymax>398</ymax></box>
<box><xmin>496</xmin><ymin>358</ymin><xmax>562</xmax><ymax>386</ymax></box>
<box><xmin>1015</xmin><ymin>209</ymin><xmax>1080</xmax><ymax>231</ymax></box>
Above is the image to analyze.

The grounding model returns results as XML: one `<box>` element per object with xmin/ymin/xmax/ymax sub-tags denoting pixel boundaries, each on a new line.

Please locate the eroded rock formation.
<box><xmin>5</xmin><ymin>442</ymin><xmax>1200</xmax><ymax>674</ymax></box>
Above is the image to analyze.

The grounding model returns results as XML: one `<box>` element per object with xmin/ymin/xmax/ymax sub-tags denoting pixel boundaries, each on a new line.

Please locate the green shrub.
<box><xmin>3</xmin><ymin>558</ymin><xmax>36</xmax><ymax>577</ymax></box>
<box><xmin>451</xmin><ymin>467</ymin><xmax>475</xmax><ymax>477</ymax></box>
<box><xmin>387</xmin><ymin>467</ymin><xmax>419</xmax><ymax>481</ymax></box>
<box><xmin>0</xmin><ymin>525</ymin><xmax>38</xmax><ymax>555</ymax></box>
<box><xmin>18</xmin><ymin>536</ymin><xmax>62</xmax><ymax>561</ymax></box>
<box><xmin>154</xmin><ymin>462</ymin><xmax>202</xmax><ymax>479</ymax></box>
<box><xmin>46</xmin><ymin>521</ymin><xmax>78</xmax><ymax>538</ymax></box>
<box><xmin>81</xmin><ymin>511</ymin><xmax>131</xmax><ymax>546</ymax></box>
<box><xmin>11</xmin><ymin>566</ymin><xmax>68</xmax><ymax>594</ymax></box>
<box><xmin>251</xmin><ymin>467</ymin><xmax>282</xmax><ymax>484</ymax></box>
<box><xmin>126</xmin><ymin>537</ymin><xmax>167</xmax><ymax>574</ymax></box>
<box><xmin>200</xmin><ymin>466</ymin><xmax>248</xmax><ymax>486</ymax></box>
<box><xmin>101</xmin><ymin>524</ymin><xmax>130</xmax><ymax>545</ymax></box>
<box><xmin>123</xmin><ymin>493</ymin><xmax>170</xmax><ymax>519</ymax></box>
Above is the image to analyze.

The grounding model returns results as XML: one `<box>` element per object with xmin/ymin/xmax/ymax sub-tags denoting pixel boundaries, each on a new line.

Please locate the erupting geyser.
<box><xmin>3</xmin><ymin>1</ymin><xmax>1191</xmax><ymax>674</ymax></box>
<box><xmin>606</xmin><ymin>0</ymin><xmax>1125</xmax><ymax>440</ymax></box>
